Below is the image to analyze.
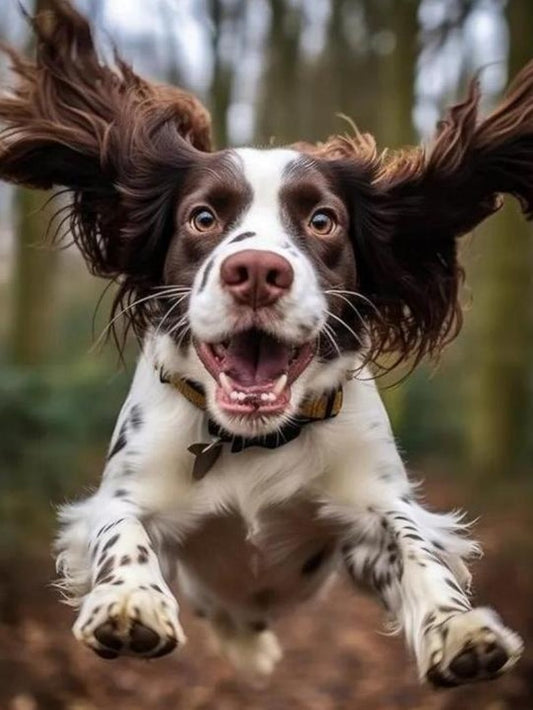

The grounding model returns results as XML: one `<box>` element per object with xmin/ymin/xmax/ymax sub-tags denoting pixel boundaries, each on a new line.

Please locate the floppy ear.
<box><xmin>313</xmin><ymin>61</ymin><xmax>533</xmax><ymax>367</ymax></box>
<box><xmin>0</xmin><ymin>0</ymin><xmax>211</xmax><ymax>289</ymax></box>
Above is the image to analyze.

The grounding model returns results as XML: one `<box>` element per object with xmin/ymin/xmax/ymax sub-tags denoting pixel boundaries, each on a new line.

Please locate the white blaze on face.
<box><xmin>231</xmin><ymin>147</ymin><xmax>297</xmax><ymax>246</ymax></box>
<box><xmin>189</xmin><ymin>147</ymin><xmax>326</xmax><ymax>345</ymax></box>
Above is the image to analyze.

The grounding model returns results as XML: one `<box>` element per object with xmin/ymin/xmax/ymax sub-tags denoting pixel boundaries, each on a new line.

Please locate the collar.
<box><xmin>160</xmin><ymin>369</ymin><xmax>343</xmax><ymax>479</ymax></box>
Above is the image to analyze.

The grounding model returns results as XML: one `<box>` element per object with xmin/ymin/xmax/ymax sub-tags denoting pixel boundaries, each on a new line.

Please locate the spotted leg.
<box><xmin>343</xmin><ymin>498</ymin><xmax>523</xmax><ymax>686</ymax></box>
<box><xmin>72</xmin><ymin>515</ymin><xmax>185</xmax><ymax>659</ymax></box>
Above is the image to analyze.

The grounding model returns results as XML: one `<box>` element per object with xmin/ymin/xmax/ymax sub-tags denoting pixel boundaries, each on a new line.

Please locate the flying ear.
<box><xmin>377</xmin><ymin>59</ymin><xmax>533</xmax><ymax>243</ymax></box>
<box><xmin>309</xmin><ymin>61</ymin><xmax>533</xmax><ymax>367</ymax></box>
<box><xmin>0</xmin><ymin>0</ymin><xmax>211</xmax><ymax>281</ymax></box>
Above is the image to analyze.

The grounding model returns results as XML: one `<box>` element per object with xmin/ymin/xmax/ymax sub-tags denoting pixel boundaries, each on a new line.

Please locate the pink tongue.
<box><xmin>223</xmin><ymin>330</ymin><xmax>289</xmax><ymax>386</ymax></box>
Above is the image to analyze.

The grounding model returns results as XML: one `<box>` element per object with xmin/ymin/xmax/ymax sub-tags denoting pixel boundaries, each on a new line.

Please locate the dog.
<box><xmin>0</xmin><ymin>1</ymin><xmax>529</xmax><ymax>686</ymax></box>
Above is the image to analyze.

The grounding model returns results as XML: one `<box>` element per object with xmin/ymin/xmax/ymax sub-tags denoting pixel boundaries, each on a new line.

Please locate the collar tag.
<box><xmin>188</xmin><ymin>438</ymin><xmax>224</xmax><ymax>480</ymax></box>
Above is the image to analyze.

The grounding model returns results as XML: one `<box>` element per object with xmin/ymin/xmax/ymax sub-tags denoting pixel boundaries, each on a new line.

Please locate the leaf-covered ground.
<box><xmin>1</xmin><ymin>479</ymin><xmax>532</xmax><ymax>710</ymax></box>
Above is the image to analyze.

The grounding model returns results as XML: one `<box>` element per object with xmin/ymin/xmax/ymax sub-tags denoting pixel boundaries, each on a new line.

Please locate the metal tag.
<box><xmin>188</xmin><ymin>439</ymin><xmax>224</xmax><ymax>480</ymax></box>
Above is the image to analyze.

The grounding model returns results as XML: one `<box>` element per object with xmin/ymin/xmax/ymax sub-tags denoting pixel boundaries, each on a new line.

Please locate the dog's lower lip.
<box><xmin>218</xmin><ymin>371</ymin><xmax>288</xmax><ymax>406</ymax></box>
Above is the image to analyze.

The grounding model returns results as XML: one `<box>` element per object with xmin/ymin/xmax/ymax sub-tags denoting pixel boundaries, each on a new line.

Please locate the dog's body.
<box><xmin>1</xmin><ymin>2</ymin><xmax>531</xmax><ymax>688</ymax></box>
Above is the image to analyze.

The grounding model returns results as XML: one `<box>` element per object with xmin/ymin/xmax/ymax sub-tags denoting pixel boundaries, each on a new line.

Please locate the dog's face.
<box><xmin>161</xmin><ymin>148</ymin><xmax>359</xmax><ymax>437</ymax></box>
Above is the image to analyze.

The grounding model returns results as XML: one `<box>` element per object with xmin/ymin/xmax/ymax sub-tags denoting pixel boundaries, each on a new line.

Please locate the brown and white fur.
<box><xmin>1</xmin><ymin>2</ymin><xmax>531</xmax><ymax>687</ymax></box>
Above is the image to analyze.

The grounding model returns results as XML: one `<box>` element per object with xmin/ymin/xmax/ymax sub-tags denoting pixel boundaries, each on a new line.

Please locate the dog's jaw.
<box><xmin>194</xmin><ymin>333</ymin><xmax>315</xmax><ymax>414</ymax></box>
<box><xmin>152</xmin><ymin>333</ymin><xmax>349</xmax><ymax>438</ymax></box>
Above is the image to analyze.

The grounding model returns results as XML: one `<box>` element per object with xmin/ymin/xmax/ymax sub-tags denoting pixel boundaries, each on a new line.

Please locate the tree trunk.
<box><xmin>371</xmin><ymin>0</ymin><xmax>418</xmax><ymax>426</ymax></box>
<box><xmin>256</xmin><ymin>0</ymin><xmax>302</xmax><ymax>144</ymax></box>
<box><xmin>466</xmin><ymin>1</ymin><xmax>533</xmax><ymax>478</ymax></box>
<box><xmin>9</xmin><ymin>0</ymin><xmax>59</xmax><ymax>367</ymax></box>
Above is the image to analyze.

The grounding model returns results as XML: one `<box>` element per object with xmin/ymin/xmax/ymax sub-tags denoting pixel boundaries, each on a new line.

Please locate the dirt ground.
<box><xmin>1</xmin><ymin>478</ymin><xmax>532</xmax><ymax>710</ymax></box>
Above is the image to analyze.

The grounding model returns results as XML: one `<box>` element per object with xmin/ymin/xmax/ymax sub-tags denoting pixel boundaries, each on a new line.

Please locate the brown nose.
<box><xmin>220</xmin><ymin>249</ymin><xmax>294</xmax><ymax>308</ymax></box>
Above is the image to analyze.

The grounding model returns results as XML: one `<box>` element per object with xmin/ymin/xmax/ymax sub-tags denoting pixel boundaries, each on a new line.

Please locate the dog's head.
<box><xmin>2</xmin><ymin>2</ymin><xmax>533</xmax><ymax>437</ymax></box>
<box><xmin>160</xmin><ymin>146</ymin><xmax>361</xmax><ymax>436</ymax></box>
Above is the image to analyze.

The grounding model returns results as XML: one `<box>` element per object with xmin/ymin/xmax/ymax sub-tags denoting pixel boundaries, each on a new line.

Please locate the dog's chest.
<box><xmin>176</xmin><ymin>498</ymin><xmax>347</xmax><ymax>614</ymax></box>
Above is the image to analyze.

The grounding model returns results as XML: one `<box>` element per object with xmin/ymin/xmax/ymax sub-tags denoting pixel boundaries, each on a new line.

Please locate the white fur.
<box><xmin>55</xmin><ymin>148</ymin><xmax>523</xmax><ymax>682</ymax></box>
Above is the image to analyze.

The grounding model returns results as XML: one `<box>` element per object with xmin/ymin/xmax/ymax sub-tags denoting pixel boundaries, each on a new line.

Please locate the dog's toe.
<box><xmin>73</xmin><ymin>583</ymin><xmax>185</xmax><ymax>659</ymax></box>
<box><xmin>129</xmin><ymin>620</ymin><xmax>161</xmax><ymax>653</ymax></box>
<box><xmin>94</xmin><ymin>620</ymin><xmax>123</xmax><ymax>651</ymax></box>
<box><xmin>423</xmin><ymin>607</ymin><xmax>523</xmax><ymax>688</ymax></box>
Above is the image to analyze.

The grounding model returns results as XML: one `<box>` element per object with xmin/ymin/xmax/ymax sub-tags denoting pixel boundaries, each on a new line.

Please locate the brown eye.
<box><xmin>191</xmin><ymin>208</ymin><xmax>217</xmax><ymax>232</ymax></box>
<box><xmin>309</xmin><ymin>210</ymin><xmax>335</xmax><ymax>236</ymax></box>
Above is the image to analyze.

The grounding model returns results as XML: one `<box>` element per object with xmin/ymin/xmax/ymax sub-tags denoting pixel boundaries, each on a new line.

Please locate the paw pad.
<box><xmin>74</xmin><ymin>584</ymin><xmax>184</xmax><ymax>659</ymax></box>
<box><xmin>424</xmin><ymin>608</ymin><xmax>522</xmax><ymax>688</ymax></box>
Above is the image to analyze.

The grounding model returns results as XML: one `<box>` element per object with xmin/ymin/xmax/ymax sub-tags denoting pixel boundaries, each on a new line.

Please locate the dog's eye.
<box><xmin>191</xmin><ymin>208</ymin><xmax>217</xmax><ymax>232</ymax></box>
<box><xmin>309</xmin><ymin>210</ymin><xmax>336</xmax><ymax>236</ymax></box>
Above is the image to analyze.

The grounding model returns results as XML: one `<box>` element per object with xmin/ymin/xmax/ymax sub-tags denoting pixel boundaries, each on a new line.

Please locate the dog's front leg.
<box><xmin>55</xmin><ymin>353</ymin><xmax>204</xmax><ymax>659</ymax></box>
<box><xmin>318</xmin><ymin>384</ymin><xmax>523</xmax><ymax>687</ymax></box>
<box><xmin>341</xmin><ymin>496</ymin><xmax>523</xmax><ymax>686</ymax></box>
<box><xmin>71</xmin><ymin>508</ymin><xmax>185</xmax><ymax>659</ymax></box>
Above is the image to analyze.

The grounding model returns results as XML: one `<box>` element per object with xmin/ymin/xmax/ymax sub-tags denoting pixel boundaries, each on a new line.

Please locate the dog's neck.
<box><xmin>155</xmin><ymin>364</ymin><xmax>343</xmax><ymax>479</ymax></box>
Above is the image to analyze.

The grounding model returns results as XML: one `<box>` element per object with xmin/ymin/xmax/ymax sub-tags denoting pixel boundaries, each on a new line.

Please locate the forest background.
<box><xmin>0</xmin><ymin>2</ymin><xmax>532</xmax><ymax>709</ymax></box>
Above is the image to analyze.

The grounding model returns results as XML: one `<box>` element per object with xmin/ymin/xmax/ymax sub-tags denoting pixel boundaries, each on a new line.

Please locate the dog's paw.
<box><xmin>210</xmin><ymin>624</ymin><xmax>283</xmax><ymax>680</ymax></box>
<box><xmin>423</xmin><ymin>607</ymin><xmax>523</xmax><ymax>687</ymax></box>
<box><xmin>73</xmin><ymin>583</ymin><xmax>186</xmax><ymax>659</ymax></box>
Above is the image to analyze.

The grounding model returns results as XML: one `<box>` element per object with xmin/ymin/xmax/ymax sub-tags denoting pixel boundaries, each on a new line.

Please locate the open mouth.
<box><xmin>195</xmin><ymin>328</ymin><xmax>315</xmax><ymax>417</ymax></box>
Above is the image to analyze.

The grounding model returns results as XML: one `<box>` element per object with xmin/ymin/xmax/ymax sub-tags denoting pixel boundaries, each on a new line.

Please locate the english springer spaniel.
<box><xmin>0</xmin><ymin>1</ymin><xmax>529</xmax><ymax>686</ymax></box>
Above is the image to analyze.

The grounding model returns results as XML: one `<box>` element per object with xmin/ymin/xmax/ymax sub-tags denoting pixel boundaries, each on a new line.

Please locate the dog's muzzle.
<box><xmin>194</xmin><ymin>328</ymin><xmax>315</xmax><ymax>418</ymax></box>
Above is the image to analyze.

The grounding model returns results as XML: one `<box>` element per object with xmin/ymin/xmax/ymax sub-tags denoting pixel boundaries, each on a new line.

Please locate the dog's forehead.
<box><xmin>181</xmin><ymin>147</ymin><xmax>320</xmax><ymax>202</ymax></box>
<box><xmin>231</xmin><ymin>147</ymin><xmax>299</xmax><ymax>187</ymax></box>
<box><xmin>226</xmin><ymin>147</ymin><xmax>330</xmax><ymax>213</ymax></box>
<box><xmin>230</xmin><ymin>147</ymin><xmax>322</xmax><ymax>192</ymax></box>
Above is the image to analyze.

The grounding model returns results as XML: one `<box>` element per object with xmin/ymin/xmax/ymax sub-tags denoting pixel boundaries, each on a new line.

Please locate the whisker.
<box><xmin>91</xmin><ymin>288</ymin><xmax>183</xmax><ymax>350</ymax></box>
<box><xmin>154</xmin><ymin>293</ymin><xmax>190</xmax><ymax>338</ymax></box>
<box><xmin>325</xmin><ymin>288</ymin><xmax>381</xmax><ymax>320</ymax></box>
<box><xmin>327</xmin><ymin>292</ymin><xmax>371</xmax><ymax>336</ymax></box>
<box><xmin>166</xmin><ymin>310</ymin><xmax>192</xmax><ymax>348</ymax></box>
<box><xmin>326</xmin><ymin>310</ymin><xmax>364</xmax><ymax>348</ymax></box>
<box><xmin>320</xmin><ymin>323</ymin><xmax>342</xmax><ymax>359</ymax></box>
<box><xmin>152</xmin><ymin>285</ymin><xmax>192</xmax><ymax>292</ymax></box>
<box><xmin>175</xmin><ymin>323</ymin><xmax>192</xmax><ymax>349</ymax></box>
<box><xmin>322</xmin><ymin>323</ymin><xmax>342</xmax><ymax>358</ymax></box>
<box><xmin>168</xmin><ymin>311</ymin><xmax>189</xmax><ymax>336</ymax></box>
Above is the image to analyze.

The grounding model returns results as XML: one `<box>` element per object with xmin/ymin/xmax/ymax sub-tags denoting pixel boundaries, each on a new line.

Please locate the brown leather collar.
<box><xmin>162</xmin><ymin>372</ymin><xmax>344</xmax><ymax>479</ymax></box>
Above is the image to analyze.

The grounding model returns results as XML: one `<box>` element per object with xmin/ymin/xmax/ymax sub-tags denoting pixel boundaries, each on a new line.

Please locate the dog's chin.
<box><xmin>194</xmin><ymin>326</ymin><xmax>315</xmax><ymax>438</ymax></box>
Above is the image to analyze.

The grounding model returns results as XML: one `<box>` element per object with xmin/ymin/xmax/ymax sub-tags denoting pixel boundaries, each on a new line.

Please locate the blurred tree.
<box><xmin>366</xmin><ymin>0</ymin><xmax>419</xmax><ymax>427</ymax></box>
<box><xmin>10</xmin><ymin>188</ymin><xmax>58</xmax><ymax>366</ymax></box>
<box><xmin>208</xmin><ymin>0</ymin><xmax>246</xmax><ymax>148</ymax></box>
<box><xmin>300</xmin><ymin>0</ymin><xmax>376</xmax><ymax>142</ymax></box>
<box><xmin>366</xmin><ymin>0</ymin><xmax>417</xmax><ymax>147</ymax></box>
<box><xmin>9</xmin><ymin>0</ymin><xmax>58</xmax><ymax>367</ymax></box>
<box><xmin>256</xmin><ymin>0</ymin><xmax>302</xmax><ymax>144</ymax></box>
<box><xmin>466</xmin><ymin>1</ymin><xmax>533</xmax><ymax>478</ymax></box>
<box><xmin>159</xmin><ymin>0</ymin><xmax>183</xmax><ymax>87</ymax></box>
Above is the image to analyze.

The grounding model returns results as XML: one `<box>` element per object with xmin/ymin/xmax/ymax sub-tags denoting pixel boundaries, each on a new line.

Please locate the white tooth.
<box><xmin>273</xmin><ymin>373</ymin><xmax>287</xmax><ymax>396</ymax></box>
<box><xmin>260</xmin><ymin>393</ymin><xmax>269</xmax><ymax>402</ymax></box>
<box><xmin>230</xmin><ymin>391</ymin><xmax>239</xmax><ymax>400</ymax></box>
<box><xmin>220</xmin><ymin>372</ymin><xmax>232</xmax><ymax>396</ymax></box>
<box><xmin>238</xmin><ymin>392</ymin><xmax>246</xmax><ymax>401</ymax></box>
<box><xmin>269</xmin><ymin>392</ymin><xmax>277</xmax><ymax>402</ymax></box>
